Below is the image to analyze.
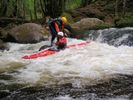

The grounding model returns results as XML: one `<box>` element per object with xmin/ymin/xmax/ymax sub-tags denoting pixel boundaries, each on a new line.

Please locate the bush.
<box><xmin>116</xmin><ymin>17</ymin><xmax>133</xmax><ymax>27</ymax></box>
<box><xmin>92</xmin><ymin>23</ymin><xmax>113</xmax><ymax>30</ymax></box>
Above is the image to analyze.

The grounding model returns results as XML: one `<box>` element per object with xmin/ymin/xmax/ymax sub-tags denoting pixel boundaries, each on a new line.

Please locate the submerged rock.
<box><xmin>0</xmin><ymin>39</ymin><xmax>9</xmax><ymax>51</ymax></box>
<box><xmin>1</xmin><ymin>74</ymin><xmax>133</xmax><ymax>100</ymax></box>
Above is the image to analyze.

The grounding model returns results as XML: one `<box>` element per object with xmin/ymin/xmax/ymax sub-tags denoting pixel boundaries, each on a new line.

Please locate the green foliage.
<box><xmin>0</xmin><ymin>0</ymin><xmax>90</xmax><ymax>20</ymax></box>
<box><xmin>6</xmin><ymin>0</ymin><xmax>14</xmax><ymax>17</ymax></box>
<box><xmin>104</xmin><ymin>2</ymin><xmax>115</xmax><ymax>12</ymax></box>
<box><xmin>116</xmin><ymin>15</ymin><xmax>133</xmax><ymax>27</ymax></box>
<box><xmin>65</xmin><ymin>0</ymin><xmax>82</xmax><ymax>10</ymax></box>
<box><xmin>93</xmin><ymin>23</ymin><xmax>113</xmax><ymax>30</ymax></box>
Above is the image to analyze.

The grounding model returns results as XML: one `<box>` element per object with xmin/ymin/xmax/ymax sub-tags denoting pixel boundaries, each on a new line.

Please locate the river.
<box><xmin>0</xmin><ymin>27</ymin><xmax>133</xmax><ymax>100</ymax></box>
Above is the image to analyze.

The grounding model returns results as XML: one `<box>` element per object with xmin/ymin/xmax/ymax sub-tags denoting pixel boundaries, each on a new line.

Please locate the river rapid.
<box><xmin>0</xmin><ymin>27</ymin><xmax>133</xmax><ymax>100</ymax></box>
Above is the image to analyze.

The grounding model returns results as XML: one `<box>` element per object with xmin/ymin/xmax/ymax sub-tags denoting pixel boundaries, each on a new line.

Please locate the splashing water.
<box><xmin>0</xmin><ymin>38</ymin><xmax>133</xmax><ymax>87</ymax></box>
<box><xmin>1</xmin><ymin>27</ymin><xmax>133</xmax><ymax>99</ymax></box>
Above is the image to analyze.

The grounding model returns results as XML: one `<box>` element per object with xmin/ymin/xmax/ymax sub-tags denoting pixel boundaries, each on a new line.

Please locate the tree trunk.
<box><xmin>34</xmin><ymin>0</ymin><xmax>37</xmax><ymax>19</ymax></box>
<box><xmin>22</xmin><ymin>1</ymin><xmax>26</xmax><ymax>19</ymax></box>
<box><xmin>81</xmin><ymin>0</ymin><xmax>92</xmax><ymax>7</ymax></box>
<box><xmin>28</xmin><ymin>0</ymin><xmax>33</xmax><ymax>20</ymax></box>
<box><xmin>16</xmin><ymin>0</ymin><xmax>19</xmax><ymax>18</ymax></box>
<box><xmin>122</xmin><ymin>0</ymin><xmax>126</xmax><ymax>17</ymax></box>
<box><xmin>42</xmin><ymin>0</ymin><xmax>66</xmax><ymax>18</ymax></box>
<box><xmin>114</xmin><ymin>0</ymin><xmax>120</xmax><ymax>26</ymax></box>
<box><xmin>115</xmin><ymin>0</ymin><xmax>119</xmax><ymax>18</ymax></box>
<box><xmin>0</xmin><ymin>0</ymin><xmax>8</xmax><ymax>17</ymax></box>
<box><xmin>40</xmin><ymin>0</ymin><xmax>45</xmax><ymax>17</ymax></box>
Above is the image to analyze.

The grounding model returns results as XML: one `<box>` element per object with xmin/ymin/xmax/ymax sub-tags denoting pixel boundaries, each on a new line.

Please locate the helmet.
<box><xmin>61</xmin><ymin>17</ymin><xmax>67</xmax><ymax>23</ymax></box>
<box><xmin>58</xmin><ymin>32</ymin><xmax>64</xmax><ymax>36</ymax></box>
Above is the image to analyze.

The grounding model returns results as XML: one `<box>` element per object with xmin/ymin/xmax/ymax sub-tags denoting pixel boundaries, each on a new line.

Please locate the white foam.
<box><xmin>0</xmin><ymin>38</ymin><xmax>133</xmax><ymax>84</ymax></box>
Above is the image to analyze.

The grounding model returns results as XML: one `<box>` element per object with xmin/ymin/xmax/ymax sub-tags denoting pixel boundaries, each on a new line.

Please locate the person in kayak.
<box><xmin>47</xmin><ymin>16</ymin><xmax>68</xmax><ymax>46</ymax></box>
<box><xmin>56</xmin><ymin>32</ymin><xmax>67</xmax><ymax>50</ymax></box>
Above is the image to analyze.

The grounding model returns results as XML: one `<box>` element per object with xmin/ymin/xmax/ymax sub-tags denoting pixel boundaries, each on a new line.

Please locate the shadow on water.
<box><xmin>1</xmin><ymin>74</ymin><xmax>133</xmax><ymax>100</ymax></box>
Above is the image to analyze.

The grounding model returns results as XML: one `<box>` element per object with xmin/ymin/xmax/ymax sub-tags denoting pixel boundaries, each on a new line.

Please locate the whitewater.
<box><xmin>0</xmin><ymin>37</ymin><xmax>133</xmax><ymax>88</ymax></box>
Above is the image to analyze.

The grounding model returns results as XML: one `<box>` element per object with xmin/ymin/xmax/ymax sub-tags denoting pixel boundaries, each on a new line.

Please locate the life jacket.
<box><xmin>49</xmin><ymin>18</ymin><xmax>65</xmax><ymax>33</ymax></box>
<box><xmin>56</xmin><ymin>36</ymin><xmax>67</xmax><ymax>45</ymax></box>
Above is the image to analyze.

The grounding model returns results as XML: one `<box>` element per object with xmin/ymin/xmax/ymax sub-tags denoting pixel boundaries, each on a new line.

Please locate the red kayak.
<box><xmin>22</xmin><ymin>41</ymin><xmax>90</xmax><ymax>59</ymax></box>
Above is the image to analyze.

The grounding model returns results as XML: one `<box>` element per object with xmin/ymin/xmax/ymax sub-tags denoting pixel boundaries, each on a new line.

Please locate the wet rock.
<box><xmin>0</xmin><ymin>74</ymin><xmax>14</xmax><ymax>80</ymax></box>
<box><xmin>0</xmin><ymin>39</ymin><xmax>9</xmax><ymax>51</ymax></box>
<box><xmin>2</xmin><ymin>74</ymin><xmax>133</xmax><ymax>100</ymax></box>
<box><xmin>0</xmin><ymin>90</ymin><xmax>11</xmax><ymax>99</ymax></box>
<box><xmin>7</xmin><ymin>23</ymin><xmax>48</xmax><ymax>43</ymax></box>
<box><xmin>0</xmin><ymin>83</ymin><xmax>26</xmax><ymax>99</ymax></box>
<box><xmin>89</xmin><ymin>28</ymin><xmax>133</xmax><ymax>47</ymax></box>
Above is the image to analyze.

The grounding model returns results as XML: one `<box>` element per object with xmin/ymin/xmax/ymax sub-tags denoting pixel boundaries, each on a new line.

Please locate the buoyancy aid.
<box><xmin>49</xmin><ymin>18</ymin><xmax>65</xmax><ymax>33</ymax></box>
<box><xmin>56</xmin><ymin>36</ymin><xmax>67</xmax><ymax>45</ymax></box>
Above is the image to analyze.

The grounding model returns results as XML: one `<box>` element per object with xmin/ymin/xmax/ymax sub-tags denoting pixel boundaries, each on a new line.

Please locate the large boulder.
<box><xmin>71</xmin><ymin>18</ymin><xmax>104</xmax><ymax>30</ymax></box>
<box><xmin>7</xmin><ymin>23</ymin><xmax>47</xmax><ymax>43</ymax></box>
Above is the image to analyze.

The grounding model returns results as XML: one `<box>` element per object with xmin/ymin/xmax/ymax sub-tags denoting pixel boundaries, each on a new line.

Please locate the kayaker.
<box><xmin>46</xmin><ymin>16</ymin><xmax>68</xmax><ymax>46</ymax></box>
<box><xmin>56</xmin><ymin>32</ymin><xmax>67</xmax><ymax>50</ymax></box>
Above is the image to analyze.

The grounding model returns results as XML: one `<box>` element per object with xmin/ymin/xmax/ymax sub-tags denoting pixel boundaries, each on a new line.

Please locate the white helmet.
<box><xmin>58</xmin><ymin>32</ymin><xmax>64</xmax><ymax>36</ymax></box>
